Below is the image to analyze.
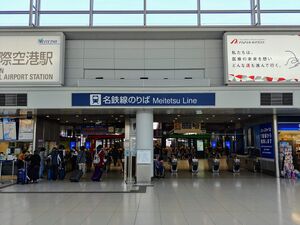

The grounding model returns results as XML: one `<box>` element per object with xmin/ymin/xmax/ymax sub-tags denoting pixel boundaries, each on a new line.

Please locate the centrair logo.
<box><xmin>38</xmin><ymin>38</ymin><xmax>59</xmax><ymax>45</ymax></box>
<box><xmin>230</xmin><ymin>39</ymin><xmax>238</xmax><ymax>44</ymax></box>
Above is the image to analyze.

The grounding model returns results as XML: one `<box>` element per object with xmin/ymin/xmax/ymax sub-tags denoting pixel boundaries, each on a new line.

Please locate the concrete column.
<box><xmin>273</xmin><ymin>114</ymin><xmax>280</xmax><ymax>178</ymax></box>
<box><xmin>136</xmin><ymin>109</ymin><xmax>153</xmax><ymax>183</ymax></box>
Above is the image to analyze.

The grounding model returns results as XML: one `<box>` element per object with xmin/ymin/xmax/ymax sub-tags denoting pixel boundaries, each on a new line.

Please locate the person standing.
<box><xmin>29</xmin><ymin>150</ymin><xmax>41</xmax><ymax>183</ymax></box>
<box><xmin>39</xmin><ymin>147</ymin><xmax>46</xmax><ymax>178</ymax></box>
<box><xmin>77</xmin><ymin>146</ymin><xmax>86</xmax><ymax>175</ymax></box>
<box><xmin>48</xmin><ymin>147</ymin><xmax>61</xmax><ymax>180</ymax></box>
<box><xmin>91</xmin><ymin>145</ymin><xmax>105</xmax><ymax>182</ymax></box>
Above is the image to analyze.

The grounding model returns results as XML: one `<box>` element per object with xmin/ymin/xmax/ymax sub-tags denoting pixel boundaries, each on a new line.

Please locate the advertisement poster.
<box><xmin>225</xmin><ymin>34</ymin><xmax>300</xmax><ymax>83</ymax></box>
<box><xmin>19</xmin><ymin>119</ymin><xmax>34</xmax><ymax>140</ymax></box>
<box><xmin>3</xmin><ymin>118</ymin><xmax>16</xmax><ymax>141</ymax></box>
<box><xmin>197</xmin><ymin>140</ymin><xmax>204</xmax><ymax>151</ymax></box>
<box><xmin>260</xmin><ymin>123</ymin><xmax>274</xmax><ymax>159</ymax></box>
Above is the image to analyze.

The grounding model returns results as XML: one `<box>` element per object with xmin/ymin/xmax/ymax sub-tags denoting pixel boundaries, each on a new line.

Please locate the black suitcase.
<box><xmin>69</xmin><ymin>170</ymin><xmax>83</xmax><ymax>182</ymax></box>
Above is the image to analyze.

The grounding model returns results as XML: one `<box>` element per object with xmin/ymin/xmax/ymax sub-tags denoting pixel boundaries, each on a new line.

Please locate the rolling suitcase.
<box><xmin>17</xmin><ymin>168</ymin><xmax>28</xmax><ymax>184</ymax></box>
<box><xmin>69</xmin><ymin>169</ymin><xmax>83</xmax><ymax>182</ymax></box>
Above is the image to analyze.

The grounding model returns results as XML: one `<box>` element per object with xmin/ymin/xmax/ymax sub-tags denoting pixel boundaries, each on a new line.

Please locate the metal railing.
<box><xmin>0</xmin><ymin>0</ymin><xmax>299</xmax><ymax>27</ymax></box>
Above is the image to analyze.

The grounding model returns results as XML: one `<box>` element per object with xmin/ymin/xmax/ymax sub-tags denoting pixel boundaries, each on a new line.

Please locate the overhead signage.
<box><xmin>0</xmin><ymin>34</ymin><xmax>64</xmax><ymax>86</ymax></box>
<box><xmin>225</xmin><ymin>34</ymin><xmax>300</xmax><ymax>84</ymax></box>
<box><xmin>72</xmin><ymin>93</ymin><xmax>215</xmax><ymax>107</ymax></box>
<box><xmin>278</xmin><ymin>123</ymin><xmax>300</xmax><ymax>131</ymax></box>
<box><xmin>260</xmin><ymin>123</ymin><xmax>274</xmax><ymax>159</ymax></box>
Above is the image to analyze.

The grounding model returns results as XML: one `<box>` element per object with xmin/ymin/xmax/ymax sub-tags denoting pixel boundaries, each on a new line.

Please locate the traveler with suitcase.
<box><xmin>91</xmin><ymin>145</ymin><xmax>105</xmax><ymax>182</ymax></box>
<box><xmin>48</xmin><ymin>147</ymin><xmax>61</xmax><ymax>180</ymax></box>
<box><xmin>69</xmin><ymin>147</ymin><xmax>85</xmax><ymax>182</ymax></box>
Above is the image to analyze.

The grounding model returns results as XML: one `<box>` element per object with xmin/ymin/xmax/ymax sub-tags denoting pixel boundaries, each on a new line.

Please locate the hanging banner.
<box><xmin>260</xmin><ymin>123</ymin><xmax>274</xmax><ymax>159</ymax></box>
<box><xmin>3</xmin><ymin>118</ymin><xmax>16</xmax><ymax>141</ymax></box>
<box><xmin>0</xmin><ymin>34</ymin><xmax>64</xmax><ymax>86</ymax></box>
<box><xmin>225</xmin><ymin>34</ymin><xmax>300</xmax><ymax>84</ymax></box>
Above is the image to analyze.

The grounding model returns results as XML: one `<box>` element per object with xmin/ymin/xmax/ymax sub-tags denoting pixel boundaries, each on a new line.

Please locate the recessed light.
<box><xmin>230</xmin><ymin>120</ymin><xmax>233</xmax><ymax>122</ymax></box>
<box><xmin>238</xmin><ymin>118</ymin><xmax>241</xmax><ymax>120</ymax></box>
<box><xmin>46</xmin><ymin>115</ymin><xmax>50</xmax><ymax>118</ymax></box>
<box><xmin>212</xmin><ymin>115</ymin><xmax>215</xmax><ymax>117</ymax></box>
<box><xmin>248</xmin><ymin>115</ymin><xmax>251</xmax><ymax>117</ymax></box>
<box><xmin>83</xmin><ymin>118</ymin><xmax>87</xmax><ymax>121</ymax></box>
<box><xmin>206</xmin><ymin>118</ymin><xmax>209</xmax><ymax>120</ymax></box>
<box><xmin>75</xmin><ymin>115</ymin><xmax>79</xmax><ymax>117</ymax></box>
<box><xmin>177</xmin><ymin>115</ymin><xmax>181</xmax><ymax>117</ymax></box>
<box><xmin>57</xmin><ymin>118</ymin><xmax>60</xmax><ymax>121</ymax></box>
<box><xmin>90</xmin><ymin>120</ymin><xmax>93</xmax><ymax>123</ymax></box>
<box><xmin>65</xmin><ymin>120</ymin><xmax>68</xmax><ymax>123</ymax></box>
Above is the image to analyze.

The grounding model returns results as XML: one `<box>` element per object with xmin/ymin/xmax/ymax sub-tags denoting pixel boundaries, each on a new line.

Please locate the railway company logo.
<box><xmin>90</xmin><ymin>94</ymin><xmax>101</xmax><ymax>106</ymax></box>
<box><xmin>229</xmin><ymin>38</ymin><xmax>265</xmax><ymax>45</ymax></box>
<box><xmin>38</xmin><ymin>38</ymin><xmax>59</xmax><ymax>45</ymax></box>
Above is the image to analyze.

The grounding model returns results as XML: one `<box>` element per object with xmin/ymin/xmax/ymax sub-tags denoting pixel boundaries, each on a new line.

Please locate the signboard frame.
<box><xmin>0</xmin><ymin>32</ymin><xmax>65</xmax><ymax>86</ymax></box>
<box><xmin>224</xmin><ymin>32</ymin><xmax>300</xmax><ymax>85</ymax></box>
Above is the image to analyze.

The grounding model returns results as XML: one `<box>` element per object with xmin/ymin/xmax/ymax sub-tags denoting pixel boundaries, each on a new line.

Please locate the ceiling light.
<box><xmin>65</xmin><ymin>120</ymin><xmax>68</xmax><ymax>123</ymax></box>
<box><xmin>46</xmin><ymin>115</ymin><xmax>50</xmax><ymax>118</ymax></box>
<box><xmin>196</xmin><ymin>110</ymin><xmax>203</xmax><ymax>115</ymax></box>
<box><xmin>57</xmin><ymin>118</ymin><xmax>60</xmax><ymax>121</ymax></box>
<box><xmin>248</xmin><ymin>115</ymin><xmax>251</xmax><ymax>117</ymax></box>
<box><xmin>83</xmin><ymin>118</ymin><xmax>87</xmax><ymax>121</ymax></box>
<box><xmin>75</xmin><ymin>115</ymin><xmax>79</xmax><ymax>117</ymax></box>
<box><xmin>212</xmin><ymin>115</ymin><xmax>215</xmax><ymax>117</ymax></box>
<box><xmin>238</xmin><ymin>118</ymin><xmax>241</xmax><ymax>120</ymax></box>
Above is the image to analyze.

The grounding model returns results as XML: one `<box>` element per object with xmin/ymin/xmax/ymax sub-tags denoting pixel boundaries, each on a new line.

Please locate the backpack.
<box><xmin>93</xmin><ymin>153</ymin><xmax>100</xmax><ymax>164</ymax></box>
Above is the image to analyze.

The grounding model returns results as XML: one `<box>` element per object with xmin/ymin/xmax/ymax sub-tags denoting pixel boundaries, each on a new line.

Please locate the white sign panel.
<box><xmin>137</xmin><ymin>150</ymin><xmax>151</xmax><ymax>164</ymax></box>
<box><xmin>0</xmin><ymin>34</ymin><xmax>64</xmax><ymax>85</ymax></box>
<box><xmin>225</xmin><ymin>34</ymin><xmax>300</xmax><ymax>84</ymax></box>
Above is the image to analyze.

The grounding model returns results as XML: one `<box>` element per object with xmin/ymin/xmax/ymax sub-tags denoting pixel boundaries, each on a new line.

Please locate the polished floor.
<box><xmin>0</xmin><ymin>171</ymin><xmax>300</xmax><ymax>225</ymax></box>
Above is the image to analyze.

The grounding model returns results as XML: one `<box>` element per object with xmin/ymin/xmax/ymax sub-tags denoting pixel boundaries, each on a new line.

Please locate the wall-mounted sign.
<box><xmin>137</xmin><ymin>150</ymin><xmax>152</xmax><ymax>164</ymax></box>
<box><xmin>0</xmin><ymin>34</ymin><xmax>64</xmax><ymax>86</ymax></box>
<box><xmin>225</xmin><ymin>34</ymin><xmax>300</xmax><ymax>84</ymax></box>
<box><xmin>72</xmin><ymin>93</ymin><xmax>215</xmax><ymax>107</ymax></box>
<box><xmin>260</xmin><ymin>123</ymin><xmax>274</xmax><ymax>159</ymax></box>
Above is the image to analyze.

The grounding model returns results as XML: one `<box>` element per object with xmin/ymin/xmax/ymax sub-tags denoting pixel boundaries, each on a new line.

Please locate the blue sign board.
<box><xmin>278</xmin><ymin>123</ymin><xmax>300</xmax><ymax>131</ymax></box>
<box><xmin>72</xmin><ymin>93</ymin><xmax>215</xmax><ymax>107</ymax></box>
<box><xmin>260</xmin><ymin>123</ymin><xmax>274</xmax><ymax>159</ymax></box>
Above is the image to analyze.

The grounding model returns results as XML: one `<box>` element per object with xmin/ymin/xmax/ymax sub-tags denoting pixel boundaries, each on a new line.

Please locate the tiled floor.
<box><xmin>0</xmin><ymin>171</ymin><xmax>300</xmax><ymax>225</ymax></box>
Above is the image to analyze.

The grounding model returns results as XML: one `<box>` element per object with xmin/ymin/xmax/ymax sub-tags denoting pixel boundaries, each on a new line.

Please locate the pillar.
<box><xmin>273</xmin><ymin>114</ymin><xmax>280</xmax><ymax>178</ymax></box>
<box><xmin>136</xmin><ymin>109</ymin><xmax>153</xmax><ymax>183</ymax></box>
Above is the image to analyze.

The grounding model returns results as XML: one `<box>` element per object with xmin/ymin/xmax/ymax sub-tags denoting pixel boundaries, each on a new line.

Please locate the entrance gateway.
<box><xmin>1</xmin><ymin>31</ymin><xmax>300</xmax><ymax>183</ymax></box>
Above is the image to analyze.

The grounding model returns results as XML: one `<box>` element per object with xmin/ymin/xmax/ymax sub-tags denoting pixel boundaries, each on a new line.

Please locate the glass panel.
<box><xmin>260</xmin><ymin>0</ymin><xmax>300</xmax><ymax>10</ymax></box>
<box><xmin>0</xmin><ymin>0</ymin><xmax>30</xmax><ymax>11</ymax></box>
<box><xmin>0</xmin><ymin>15</ymin><xmax>29</xmax><ymax>26</ymax></box>
<box><xmin>40</xmin><ymin>14</ymin><xmax>89</xmax><ymax>26</ymax></box>
<box><xmin>201</xmin><ymin>0</ymin><xmax>251</xmax><ymax>10</ymax></box>
<box><xmin>147</xmin><ymin>14</ymin><xmax>197</xmax><ymax>26</ymax></box>
<box><xmin>261</xmin><ymin>13</ymin><xmax>300</xmax><ymax>25</ymax></box>
<box><xmin>94</xmin><ymin>0</ymin><xmax>143</xmax><ymax>10</ymax></box>
<box><xmin>93</xmin><ymin>14</ymin><xmax>144</xmax><ymax>26</ymax></box>
<box><xmin>147</xmin><ymin>0</ymin><xmax>197</xmax><ymax>10</ymax></box>
<box><xmin>201</xmin><ymin>14</ymin><xmax>251</xmax><ymax>25</ymax></box>
<box><xmin>41</xmin><ymin>0</ymin><xmax>89</xmax><ymax>10</ymax></box>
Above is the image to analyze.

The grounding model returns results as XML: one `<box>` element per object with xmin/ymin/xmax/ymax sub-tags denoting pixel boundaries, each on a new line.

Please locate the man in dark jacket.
<box><xmin>28</xmin><ymin>151</ymin><xmax>41</xmax><ymax>183</ymax></box>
